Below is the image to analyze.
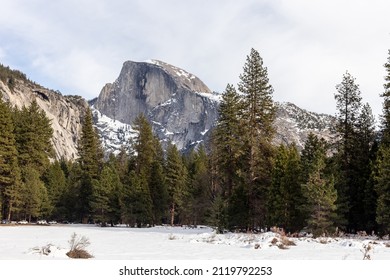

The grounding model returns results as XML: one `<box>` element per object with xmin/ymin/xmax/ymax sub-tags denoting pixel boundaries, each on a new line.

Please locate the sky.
<box><xmin>1</xmin><ymin>0</ymin><xmax>390</xmax><ymax>119</ymax></box>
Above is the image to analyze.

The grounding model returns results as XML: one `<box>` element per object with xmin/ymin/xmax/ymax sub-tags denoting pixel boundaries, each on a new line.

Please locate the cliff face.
<box><xmin>0</xmin><ymin>78</ymin><xmax>88</xmax><ymax>160</ymax></box>
<box><xmin>273</xmin><ymin>102</ymin><xmax>337</xmax><ymax>150</ymax></box>
<box><xmin>94</xmin><ymin>60</ymin><xmax>219</xmax><ymax>151</ymax></box>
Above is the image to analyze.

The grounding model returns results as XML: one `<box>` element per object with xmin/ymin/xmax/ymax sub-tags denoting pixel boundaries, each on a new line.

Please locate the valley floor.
<box><xmin>1</xmin><ymin>224</ymin><xmax>390</xmax><ymax>260</ymax></box>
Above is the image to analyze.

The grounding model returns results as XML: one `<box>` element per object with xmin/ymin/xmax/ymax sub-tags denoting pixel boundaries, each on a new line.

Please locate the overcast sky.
<box><xmin>1</xmin><ymin>0</ymin><xmax>390</xmax><ymax>119</ymax></box>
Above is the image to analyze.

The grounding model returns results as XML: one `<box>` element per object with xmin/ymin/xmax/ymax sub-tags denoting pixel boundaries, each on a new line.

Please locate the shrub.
<box><xmin>361</xmin><ymin>243</ymin><xmax>372</xmax><ymax>260</ymax></box>
<box><xmin>66</xmin><ymin>233</ymin><xmax>93</xmax><ymax>259</ymax></box>
<box><xmin>281</xmin><ymin>236</ymin><xmax>296</xmax><ymax>246</ymax></box>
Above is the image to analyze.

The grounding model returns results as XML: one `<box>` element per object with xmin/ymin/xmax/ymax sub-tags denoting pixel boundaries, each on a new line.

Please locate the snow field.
<box><xmin>1</xmin><ymin>224</ymin><xmax>390</xmax><ymax>260</ymax></box>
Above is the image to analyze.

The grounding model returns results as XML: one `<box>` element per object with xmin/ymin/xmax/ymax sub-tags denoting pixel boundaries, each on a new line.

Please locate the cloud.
<box><xmin>0</xmin><ymin>0</ymin><xmax>389</xmax><ymax>118</ymax></box>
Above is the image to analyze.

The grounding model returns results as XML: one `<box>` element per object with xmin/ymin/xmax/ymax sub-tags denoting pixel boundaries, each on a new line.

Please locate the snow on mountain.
<box><xmin>91</xmin><ymin>106</ymin><xmax>137</xmax><ymax>155</ymax></box>
<box><xmin>92</xmin><ymin>94</ymin><xmax>336</xmax><ymax>155</ymax></box>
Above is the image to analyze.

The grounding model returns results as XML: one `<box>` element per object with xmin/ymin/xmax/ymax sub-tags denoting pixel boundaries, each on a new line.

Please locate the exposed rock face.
<box><xmin>273</xmin><ymin>102</ymin><xmax>337</xmax><ymax>150</ymax></box>
<box><xmin>94</xmin><ymin>60</ymin><xmax>220</xmax><ymax>151</ymax></box>
<box><xmin>0</xmin><ymin>79</ymin><xmax>88</xmax><ymax>160</ymax></box>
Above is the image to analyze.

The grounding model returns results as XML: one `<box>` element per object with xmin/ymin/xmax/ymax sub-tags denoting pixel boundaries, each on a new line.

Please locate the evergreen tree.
<box><xmin>186</xmin><ymin>145</ymin><xmax>212</xmax><ymax>225</ymax></box>
<box><xmin>375</xmin><ymin>145</ymin><xmax>390</xmax><ymax>234</ymax></box>
<box><xmin>352</xmin><ymin>104</ymin><xmax>376</xmax><ymax>230</ymax></box>
<box><xmin>90</xmin><ymin>166</ymin><xmax>113</xmax><ymax>225</ymax></box>
<box><xmin>268</xmin><ymin>144</ymin><xmax>303</xmax><ymax>232</ymax></box>
<box><xmin>301</xmin><ymin>135</ymin><xmax>337</xmax><ymax>236</ymax></box>
<box><xmin>165</xmin><ymin>144</ymin><xmax>188</xmax><ymax>226</ymax></box>
<box><xmin>381</xmin><ymin>49</ymin><xmax>390</xmax><ymax>146</ymax></box>
<box><xmin>105</xmin><ymin>155</ymin><xmax>125</xmax><ymax>225</ymax></box>
<box><xmin>238</xmin><ymin>48</ymin><xmax>276</xmax><ymax>229</ymax></box>
<box><xmin>212</xmin><ymin>84</ymin><xmax>244</xmax><ymax>198</ymax></box>
<box><xmin>375</xmin><ymin>50</ymin><xmax>390</xmax><ymax>234</ymax></box>
<box><xmin>333</xmin><ymin>72</ymin><xmax>363</xmax><ymax>231</ymax></box>
<box><xmin>20</xmin><ymin>168</ymin><xmax>50</xmax><ymax>222</ymax></box>
<box><xmin>302</xmin><ymin>156</ymin><xmax>337</xmax><ymax>237</ymax></box>
<box><xmin>123</xmin><ymin>170</ymin><xmax>153</xmax><ymax>226</ymax></box>
<box><xmin>78</xmin><ymin>108</ymin><xmax>103</xmax><ymax>180</ymax></box>
<box><xmin>43</xmin><ymin>161</ymin><xmax>66</xmax><ymax>219</ymax></box>
<box><xmin>13</xmin><ymin>100</ymin><xmax>54</xmax><ymax>175</ymax></box>
<box><xmin>130</xmin><ymin>114</ymin><xmax>162</xmax><ymax>225</ymax></box>
<box><xmin>0</xmin><ymin>95</ymin><xmax>22</xmax><ymax>220</ymax></box>
<box><xmin>149</xmin><ymin>159</ymin><xmax>168</xmax><ymax>225</ymax></box>
<box><xmin>76</xmin><ymin>108</ymin><xmax>103</xmax><ymax>222</ymax></box>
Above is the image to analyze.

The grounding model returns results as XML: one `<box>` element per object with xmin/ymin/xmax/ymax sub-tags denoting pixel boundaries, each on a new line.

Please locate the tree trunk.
<box><xmin>170</xmin><ymin>203</ymin><xmax>175</xmax><ymax>226</ymax></box>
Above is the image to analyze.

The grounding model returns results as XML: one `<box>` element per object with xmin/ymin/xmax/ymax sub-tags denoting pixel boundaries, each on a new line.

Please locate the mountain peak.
<box><xmin>94</xmin><ymin>59</ymin><xmax>218</xmax><ymax>151</ymax></box>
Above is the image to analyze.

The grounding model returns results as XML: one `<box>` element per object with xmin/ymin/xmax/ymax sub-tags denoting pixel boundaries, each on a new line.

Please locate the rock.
<box><xmin>93</xmin><ymin>60</ymin><xmax>219</xmax><ymax>151</ymax></box>
<box><xmin>0</xmin><ymin>78</ymin><xmax>88</xmax><ymax>160</ymax></box>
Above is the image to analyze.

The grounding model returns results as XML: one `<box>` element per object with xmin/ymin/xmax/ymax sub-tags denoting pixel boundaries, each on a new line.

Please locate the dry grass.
<box><xmin>361</xmin><ymin>243</ymin><xmax>372</xmax><ymax>260</ymax></box>
<box><xmin>270</xmin><ymin>235</ymin><xmax>296</xmax><ymax>250</ymax></box>
<box><xmin>281</xmin><ymin>236</ymin><xmax>296</xmax><ymax>246</ymax></box>
<box><xmin>66</xmin><ymin>233</ymin><xmax>93</xmax><ymax>259</ymax></box>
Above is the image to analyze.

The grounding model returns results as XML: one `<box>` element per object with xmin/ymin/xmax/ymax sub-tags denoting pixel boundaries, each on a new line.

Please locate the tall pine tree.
<box><xmin>238</xmin><ymin>48</ymin><xmax>275</xmax><ymax>229</ymax></box>
<box><xmin>77</xmin><ymin>108</ymin><xmax>103</xmax><ymax>222</ymax></box>
<box><xmin>334</xmin><ymin>72</ymin><xmax>363</xmax><ymax>231</ymax></box>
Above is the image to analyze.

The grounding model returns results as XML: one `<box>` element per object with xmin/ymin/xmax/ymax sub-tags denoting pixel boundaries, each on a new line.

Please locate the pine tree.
<box><xmin>131</xmin><ymin>114</ymin><xmax>162</xmax><ymax>226</ymax></box>
<box><xmin>212</xmin><ymin>84</ymin><xmax>244</xmax><ymax>197</ymax></box>
<box><xmin>13</xmin><ymin>100</ymin><xmax>54</xmax><ymax>175</ymax></box>
<box><xmin>333</xmin><ymin>72</ymin><xmax>363</xmax><ymax>231</ymax></box>
<box><xmin>301</xmin><ymin>135</ymin><xmax>337</xmax><ymax>237</ymax></box>
<box><xmin>375</xmin><ymin>145</ymin><xmax>390</xmax><ymax>234</ymax></box>
<box><xmin>90</xmin><ymin>166</ymin><xmax>114</xmax><ymax>225</ymax></box>
<box><xmin>133</xmin><ymin>114</ymin><xmax>157</xmax><ymax>175</ymax></box>
<box><xmin>76</xmin><ymin>108</ymin><xmax>104</xmax><ymax>222</ymax></box>
<box><xmin>186</xmin><ymin>145</ymin><xmax>212</xmax><ymax>226</ymax></box>
<box><xmin>352</xmin><ymin>104</ymin><xmax>376</xmax><ymax>230</ymax></box>
<box><xmin>381</xmin><ymin>49</ymin><xmax>390</xmax><ymax>146</ymax></box>
<box><xmin>78</xmin><ymin>108</ymin><xmax>103</xmax><ymax>180</ymax></box>
<box><xmin>0</xmin><ymin>94</ymin><xmax>22</xmax><ymax>221</ymax></box>
<box><xmin>375</xmin><ymin>50</ymin><xmax>390</xmax><ymax>234</ymax></box>
<box><xmin>20</xmin><ymin>168</ymin><xmax>49</xmax><ymax>222</ymax></box>
<box><xmin>105</xmin><ymin>155</ymin><xmax>125</xmax><ymax>225</ymax></box>
<box><xmin>302</xmin><ymin>157</ymin><xmax>337</xmax><ymax>237</ymax></box>
<box><xmin>238</xmin><ymin>48</ymin><xmax>275</xmax><ymax>229</ymax></box>
<box><xmin>268</xmin><ymin>144</ymin><xmax>303</xmax><ymax>232</ymax></box>
<box><xmin>43</xmin><ymin>161</ymin><xmax>66</xmax><ymax>219</ymax></box>
<box><xmin>165</xmin><ymin>144</ymin><xmax>188</xmax><ymax>226</ymax></box>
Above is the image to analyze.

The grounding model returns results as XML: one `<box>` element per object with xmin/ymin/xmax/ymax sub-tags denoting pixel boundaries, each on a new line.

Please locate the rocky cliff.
<box><xmin>0</xmin><ymin>72</ymin><xmax>88</xmax><ymax>160</ymax></box>
<box><xmin>273</xmin><ymin>102</ymin><xmax>337</xmax><ymax>149</ymax></box>
<box><xmin>93</xmin><ymin>60</ymin><xmax>220</xmax><ymax>151</ymax></box>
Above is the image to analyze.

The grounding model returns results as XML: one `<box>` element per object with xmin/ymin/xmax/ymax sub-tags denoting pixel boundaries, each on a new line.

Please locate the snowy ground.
<box><xmin>1</xmin><ymin>224</ymin><xmax>390</xmax><ymax>260</ymax></box>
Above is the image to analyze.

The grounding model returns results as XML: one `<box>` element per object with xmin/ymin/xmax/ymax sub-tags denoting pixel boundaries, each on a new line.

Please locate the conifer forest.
<box><xmin>1</xmin><ymin>48</ymin><xmax>390</xmax><ymax>237</ymax></box>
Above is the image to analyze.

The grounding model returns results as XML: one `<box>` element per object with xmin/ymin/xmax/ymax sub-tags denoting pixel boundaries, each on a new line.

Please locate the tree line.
<box><xmin>1</xmin><ymin>49</ymin><xmax>390</xmax><ymax>236</ymax></box>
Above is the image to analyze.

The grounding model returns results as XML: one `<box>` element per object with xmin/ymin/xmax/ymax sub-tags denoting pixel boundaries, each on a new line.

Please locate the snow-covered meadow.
<box><xmin>1</xmin><ymin>224</ymin><xmax>390</xmax><ymax>260</ymax></box>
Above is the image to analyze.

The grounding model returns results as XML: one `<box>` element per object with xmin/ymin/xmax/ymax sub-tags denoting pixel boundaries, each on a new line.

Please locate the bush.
<box><xmin>66</xmin><ymin>233</ymin><xmax>93</xmax><ymax>259</ymax></box>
